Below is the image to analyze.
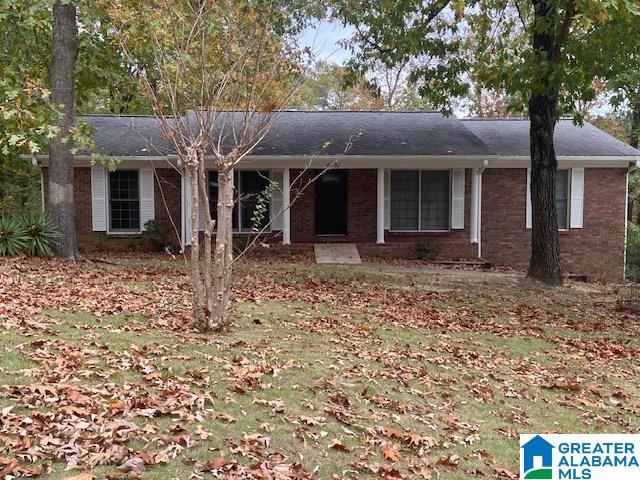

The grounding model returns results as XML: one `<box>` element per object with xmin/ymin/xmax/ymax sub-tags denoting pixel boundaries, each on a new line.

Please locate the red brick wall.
<box><xmin>481</xmin><ymin>168</ymin><xmax>626</xmax><ymax>280</ymax></box>
<box><xmin>290</xmin><ymin>169</ymin><xmax>377</xmax><ymax>243</ymax></box>
<box><xmin>290</xmin><ymin>168</ymin><xmax>476</xmax><ymax>260</ymax></box>
<box><xmin>43</xmin><ymin>167</ymin><xmax>182</xmax><ymax>251</ymax></box>
<box><xmin>46</xmin><ymin>166</ymin><xmax>628</xmax><ymax>280</ymax></box>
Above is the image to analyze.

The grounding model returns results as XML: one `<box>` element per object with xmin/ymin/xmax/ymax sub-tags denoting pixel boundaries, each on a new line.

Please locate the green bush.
<box><xmin>21</xmin><ymin>211</ymin><xmax>59</xmax><ymax>257</ymax></box>
<box><xmin>415</xmin><ymin>239</ymin><xmax>441</xmax><ymax>261</ymax></box>
<box><xmin>626</xmin><ymin>222</ymin><xmax>640</xmax><ymax>281</ymax></box>
<box><xmin>144</xmin><ymin>219</ymin><xmax>172</xmax><ymax>252</ymax></box>
<box><xmin>0</xmin><ymin>215</ymin><xmax>28</xmax><ymax>256</ymax></box>
<box><xmin>0</xmin><ymin>212</ymin><xmax>58</xmax><ymax>257</ymax></box>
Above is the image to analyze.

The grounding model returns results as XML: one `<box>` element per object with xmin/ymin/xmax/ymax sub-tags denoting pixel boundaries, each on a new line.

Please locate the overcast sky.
<box><xmin>298</xmin><ymin>20</ymin><xmax>353</xmax><ymax>65</ymax></box>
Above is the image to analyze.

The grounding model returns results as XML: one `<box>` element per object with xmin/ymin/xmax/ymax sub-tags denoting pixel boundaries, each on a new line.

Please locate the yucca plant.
<box><xmin>21</xmin><ymin>212</ymin><xmax>59</xmax><ymax>257</ymax></box>
<box><xmin>0</xmin><ymin>216</ymin><xmax>28</xmax><ymax>257</ymax></box>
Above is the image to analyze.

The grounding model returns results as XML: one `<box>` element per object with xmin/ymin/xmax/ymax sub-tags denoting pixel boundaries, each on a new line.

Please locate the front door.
<box><xmin>315</xmin><ymin>170</ymin><xmax>347</xmax><ymax>235</ymax></box>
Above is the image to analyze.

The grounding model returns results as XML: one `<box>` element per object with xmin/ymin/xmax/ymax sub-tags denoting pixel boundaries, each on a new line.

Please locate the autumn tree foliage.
<box><xmin>111</xmin><ymin>0</ymin><xmax>307</xmax><ymax>331</ymax></box>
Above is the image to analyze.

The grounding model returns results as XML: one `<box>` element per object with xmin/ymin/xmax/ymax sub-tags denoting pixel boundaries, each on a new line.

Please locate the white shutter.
<box><xmin>181</xmin><ymin>175</ymin><xmax>193</xmax><ymax>246</ymax></box>
<box><xmin>384</xmin><ymin>170</ymin><xmax>390</xmax><ymax>230</ymax></box>
<box><xmin>570</xmin><ymin>167</ymin><xmax>584</xmax><ymax>229</ymax></box>
<box><xmin>91</xmin><ymin>166</ymin><xmax>107</xmax><ymax>232</ymax></box>
<box><xmin>451</xmin><ymin>168</ymin><xmax>465</xmax><ymax>229</ymax></box>
<box><xmin>526</xmin><ymin>168</ymin><xmax>532</xmax><ymax>229</ymax></box>
<box><xmin>140</xmin><ymin>167</ymin><xmax>155</xmax><ymax>230</ymax></box>
<box><xmin>270</xmin><ymin>170</ymin><xmax>283</xmax><ymax>230</ymax></box>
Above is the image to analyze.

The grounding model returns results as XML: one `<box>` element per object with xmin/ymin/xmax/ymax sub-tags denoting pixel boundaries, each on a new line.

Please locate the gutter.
<box><xmin>471</xmin><ymin>160</ymin><xmax>489</xmax><ymax>259</ymax></box>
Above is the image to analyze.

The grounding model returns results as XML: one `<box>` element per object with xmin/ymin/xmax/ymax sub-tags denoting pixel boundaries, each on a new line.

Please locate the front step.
<box><xmin>314</xmin><ymin>243</ymin><xmax>362</xmax><ymax>265</ymax></box>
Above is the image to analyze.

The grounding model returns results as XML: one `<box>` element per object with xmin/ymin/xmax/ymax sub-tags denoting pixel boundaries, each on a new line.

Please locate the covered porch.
<box><xmin>180</xmin><ymin>158</ymin><xmax>487</xmax><ymax>259</ymax></box>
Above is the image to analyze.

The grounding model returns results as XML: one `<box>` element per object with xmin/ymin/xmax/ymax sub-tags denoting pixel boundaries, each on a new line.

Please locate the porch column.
<box><xmin>470</xmin><ymin>168</ymin><xmax>480</xmax><ymax>244</ymax></box>
<box><xmin>376</xmin><ymin>167</ymin><xmax>385</xmax><ymax>244</ymax></box>
<box><xmin>282</xmin><ymin>168</ymin><xmax>291</xmax><ymax>245</ymax></box>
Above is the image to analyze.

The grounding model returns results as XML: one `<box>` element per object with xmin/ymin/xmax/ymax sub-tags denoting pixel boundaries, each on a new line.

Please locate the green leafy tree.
<box><xmin>337</xmin><ymin>0</ymin><xmax>638</xmax><ymax>285</ymax></box>
<box><xmin>471</xmin><ymin>0</ymin><xmax>639</xmax><ymax>285</ymax></box>
<box><xmin>0</xmin><ymin>0</ymin><xmax>152</xmax><ymax>255</ymax></box>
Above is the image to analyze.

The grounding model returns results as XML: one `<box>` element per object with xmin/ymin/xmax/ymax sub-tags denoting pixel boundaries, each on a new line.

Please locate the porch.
<box><xmin>181</xmin><ymin>166</ymin><xmax>485</xmax><ymax>260</ymax></box>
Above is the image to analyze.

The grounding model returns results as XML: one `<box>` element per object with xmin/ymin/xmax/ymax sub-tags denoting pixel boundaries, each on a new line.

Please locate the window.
<box><xmin>556</xmin><ymin>169</ymin><xmax>569</xmax><ymax>229</ymax></box>
<box><xmin>390</xmin><ymin>170</ymin><xmax>450</xmax><ymax>231</ymax></box>
<box><xmin>208</xmin><ymin>170</ymin><xmax>270</xmax><ymax>232</ymax></box>
<box><xmin>109</xmin><ymin>170</ymin><xmax>140</xmax><ymax>231</ymax></box>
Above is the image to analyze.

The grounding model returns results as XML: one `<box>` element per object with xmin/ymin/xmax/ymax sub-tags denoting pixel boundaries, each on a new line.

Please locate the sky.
<box><xmin>298</xmin><ymin>20</ymin><xmax>353</xmax><ymax>65</ymax></box>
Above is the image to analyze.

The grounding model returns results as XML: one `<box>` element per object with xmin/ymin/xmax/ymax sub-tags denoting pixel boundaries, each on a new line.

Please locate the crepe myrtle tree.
<box><xmin>114</xmin><ymin>0</ymin><xmax>351</xmax><ymax>331</ymax></box>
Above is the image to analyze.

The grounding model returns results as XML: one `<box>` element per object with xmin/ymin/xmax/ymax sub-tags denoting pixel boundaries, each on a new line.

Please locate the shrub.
<box><xmin>21</xmin><ymin>212</ymin><xmax>59</xmax><ymax>257</ymax></box>
<box><xmin>144</xmin><ymin>219</ymin><xmax>172</xmax><ymax>252</ymax></box>
<box><xmin>626</xmin><ymin>222</ymin><xmax>640</xmax><ymax>281</ymax></box>
<box><xmin>0</xmin><ymin>215</ymin><xmax>28</xmax><ymax>256</ymax></box>
<box><xmin>0</xmin><ymin>212</ymin><xmax>58</xmax><ymax>257</ymax></box>
<box><xmin>415</xmin><ymin>239</ymin><xmax>441</xmax><ymax>261</ymax></box>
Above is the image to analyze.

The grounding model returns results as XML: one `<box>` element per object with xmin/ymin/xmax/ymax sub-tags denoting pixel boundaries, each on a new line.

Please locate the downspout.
<box><xmin>471</xmin><ymin>160</ymin><xmax>489</xmax><ymax>260</ymax></box>
<box><xmin>624</xmin><ymin>160</ymin><xmax>639</xmax><ymax>281</ymax></box>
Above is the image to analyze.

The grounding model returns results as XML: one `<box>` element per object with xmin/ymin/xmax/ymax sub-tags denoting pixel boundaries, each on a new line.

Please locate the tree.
<box><xmin>0</xmin><ymin>0</ymin><xmax>152</xmax><ymax>245</ymax></box>
<box><xmin>337</xmin><ymin>0</ymin><xmax>638</xmax><ymax>285</ymax></box>
<box><xmin>292</xmin><ymin>61</ymin><xmax>384</xmax><ymax>110</ymax></box>
<box><xmin>112</xmin><ymin>0</ymin><xmax>312</xmax><ymax>331</ymax></box>
<box><xmin>470</xmin><ymin>0</ymin><xmax>639</xmax><ymax>285</ymax></box>
<box><xmin>48</xmin><ymin>0</ymin><xmax>79</xmax><ymax>258</ymax></box>
<box><xmin>335</xmin><ymin>0</ymin><xmax>469</xmax><ymax>114</ymax></box>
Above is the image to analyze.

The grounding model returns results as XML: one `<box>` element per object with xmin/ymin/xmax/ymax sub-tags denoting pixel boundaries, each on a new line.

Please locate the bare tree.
<box><xmin>114</xmin><ymin>0</ymin><xmax>351</xmax><ymax>332</ymax></box>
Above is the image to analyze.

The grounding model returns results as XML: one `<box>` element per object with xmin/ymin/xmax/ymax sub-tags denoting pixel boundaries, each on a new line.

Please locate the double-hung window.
<box><xmin>108</xmin><ymin>170</ymin><xmax>140</xmax><ymax>232</ymax></box>
<box><xmin>208</xmin><ymin>170</ymin><xmax>270</xmax><ymax>232</ymax></box>
<box><xmin>390</xmin><ymin>170</ymin><xmax>450</xmax><ymax>231</ymax></box>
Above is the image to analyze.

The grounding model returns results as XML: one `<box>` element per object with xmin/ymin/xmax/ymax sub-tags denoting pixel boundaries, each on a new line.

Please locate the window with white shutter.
<box><xmin>526</xmin><ymin>168</ymin><xmax>580</xmax><ymax>230</ymax></box>
<box><xmin>91</xmin><ymin>166</ymin><xmax>107</xmax><ymax>232</ymax></box>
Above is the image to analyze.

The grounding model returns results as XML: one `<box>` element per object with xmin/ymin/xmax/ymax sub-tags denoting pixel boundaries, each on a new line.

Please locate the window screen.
<box><xmin>420</xmin><ymin>171</ymin><xmax>450</xmax><ymax>230</ymax></box>
<box><xmin>555</xmin><ymin>169</ymin><xmax>569</xmax><ymax>229</ymax></box>
<box><xmin>109</xmin><ymin>170</ymin><xmax>140</xmax><ymax>231</ymax></box>
<box><xmin>390</xmin><ymin>171</ymin><xmax>419</xmax><ymax>230</ymax></box>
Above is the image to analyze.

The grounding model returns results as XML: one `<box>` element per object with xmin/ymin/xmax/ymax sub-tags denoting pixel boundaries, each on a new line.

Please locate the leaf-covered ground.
<box><xmin>1</xmin><ymin>255</ymin><xmax>639</xmax><ymax>479</ymax></box>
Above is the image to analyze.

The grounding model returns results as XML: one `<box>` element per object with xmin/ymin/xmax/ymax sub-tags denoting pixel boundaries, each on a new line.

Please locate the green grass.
<box><xmin>1</xmin><ymin>258</ymin><xmax>639</xmax><ymax>479</ymax></box>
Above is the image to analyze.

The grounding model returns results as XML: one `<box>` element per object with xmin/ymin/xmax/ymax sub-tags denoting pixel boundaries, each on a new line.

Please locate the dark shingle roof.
<box><xmin>462</xmin><ymin>118</ymin><xmax>640</xmax><ymax>157</ymax></box>
<box><xmin>78</xmin><ymin>112</ymin><xmax>640</xmax><ymax>158</ymax></box>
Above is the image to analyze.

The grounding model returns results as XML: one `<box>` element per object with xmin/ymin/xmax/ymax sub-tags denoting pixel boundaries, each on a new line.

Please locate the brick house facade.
<box><xmin>35</xmin><ymin>112</ymin><xmax>639</xmax><ymax>281</ymax></box>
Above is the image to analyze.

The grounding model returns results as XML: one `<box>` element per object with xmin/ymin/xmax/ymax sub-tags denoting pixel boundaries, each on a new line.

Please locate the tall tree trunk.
<box><xmin>631</xmin><ymin>102</ymin><xmax>640</xmax><ymax>149</ymax></box>
<box><xmin>527</xmin><ymin>0</ymin><xmax>563</xmax><ymax>286</ymax></box>
<box><xmin>528</xmin><ymin>93</ymin><xmax>562</xmax><ymax>285</ymax></box>
<box><xmin>209</xmin><ymin>167</ymin><xmax>235</xmax><ymax>331</ymax></box>
<box><xmin>48</xmin><ymin>0</ymin><xmax>78</xmax><ymax>258</ymax></box>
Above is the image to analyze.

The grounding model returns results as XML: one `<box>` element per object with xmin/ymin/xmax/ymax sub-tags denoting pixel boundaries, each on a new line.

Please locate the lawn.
<box><xmin>1</xmin><ymin>255</ymin><xmax>639</xmax><ymax>479</ymax></box>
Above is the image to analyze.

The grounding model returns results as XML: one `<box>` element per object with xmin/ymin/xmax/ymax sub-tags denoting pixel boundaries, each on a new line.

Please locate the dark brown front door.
<box><xmin>315</xmin><ymin>170</ymin><xmax>347</xmax><ymax>235</ymax></box>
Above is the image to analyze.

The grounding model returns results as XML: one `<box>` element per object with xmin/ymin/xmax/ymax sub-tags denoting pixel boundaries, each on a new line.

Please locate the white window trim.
<box><xmin>107</xmin><ymin>168</ymin><xmax>143</xmax><ymax>235</ymax></box>
<box><xmin>207</xmin><ymin>168</ymin><xmax>273</xmax><ymax>234</ymax></box>
<box><xmin>388</xmin><ymin>169</ymin><xmax>452</xmax><ymax>233</ymax></box>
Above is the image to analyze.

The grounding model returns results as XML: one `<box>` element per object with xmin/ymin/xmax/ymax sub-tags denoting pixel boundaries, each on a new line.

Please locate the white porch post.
<box><xmin>376</xmin><ymin>167</ymin><xmax>385</xmax><ymax>244</ymax></box>
<box><xmin>282</xmin><ymin>168</ymin><xmax>291</xmax><ymax>245</ymax></box>
<box><xmin>470</xmin><ymin>168</ymin><xmax>480</xmax><ymax>244</ymax></box>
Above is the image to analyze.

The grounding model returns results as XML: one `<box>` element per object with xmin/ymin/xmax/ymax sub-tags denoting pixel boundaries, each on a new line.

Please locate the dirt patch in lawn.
<box><xmin>0</xmin><ymin>255</ymin><xmax>639</xmax><ymax>479</ymax></box>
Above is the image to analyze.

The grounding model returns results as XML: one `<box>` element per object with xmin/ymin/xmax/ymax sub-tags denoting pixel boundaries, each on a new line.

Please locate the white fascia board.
<box><xmin>486</xmin><ymin>155</ymin><xmax>639</xmax><ymax>168</ymax></box>
<box><xmin>26</xmin><ymin>153</ymin><xmax>640</xmax><ymax>169</ymax></box>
